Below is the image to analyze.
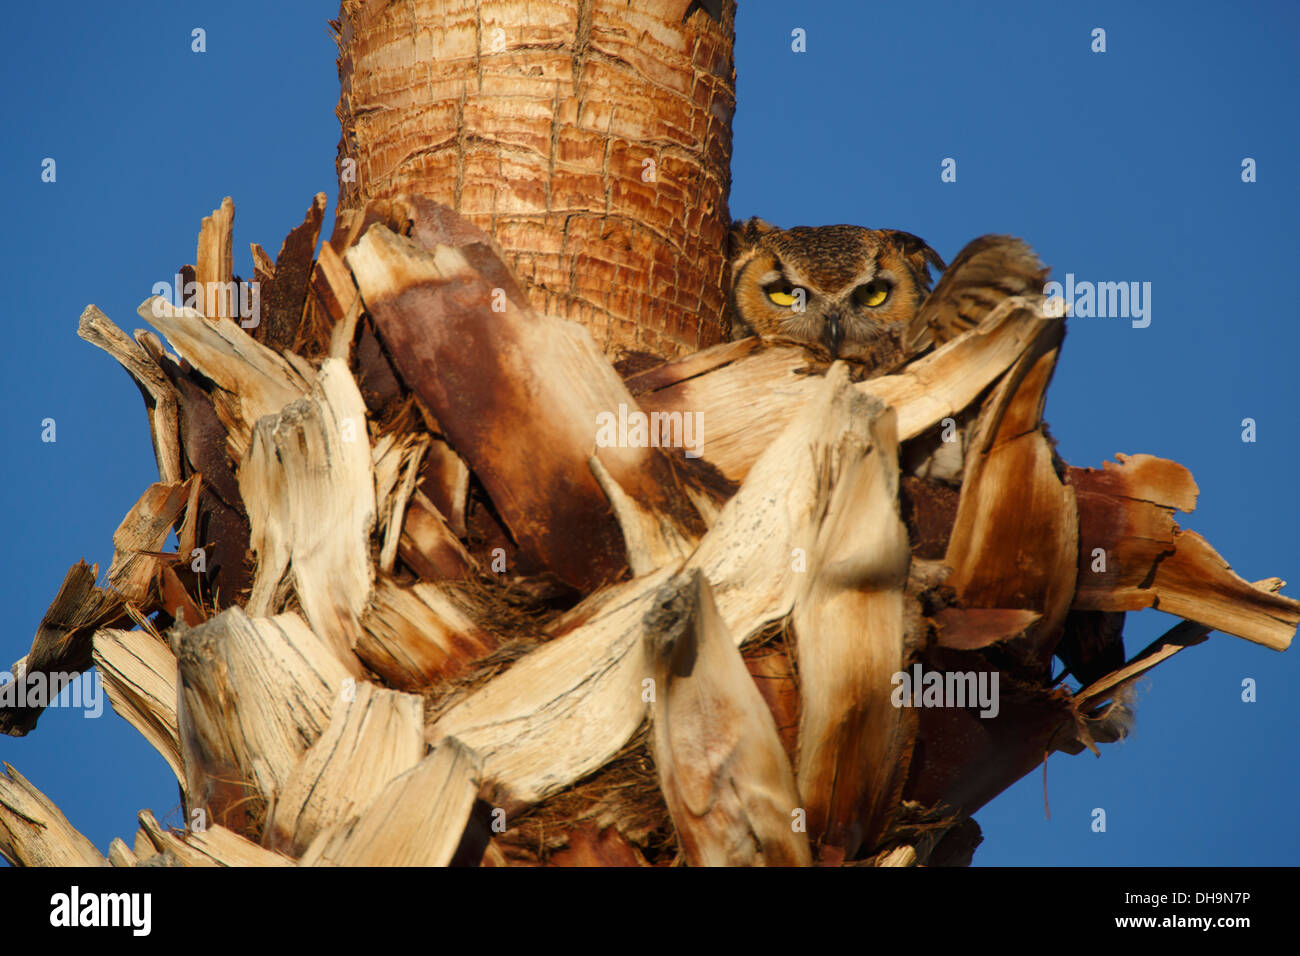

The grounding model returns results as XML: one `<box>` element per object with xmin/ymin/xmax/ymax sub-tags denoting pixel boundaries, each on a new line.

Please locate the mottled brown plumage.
<box><xmin>727</xmin><ymin>218</ymin><xmax>945</xmax><ymax>366</ymax></box>
<box><xmin>904</xmin><ymin>234</ymin><xmax>1049</xmax><ymax>354</ymax></box>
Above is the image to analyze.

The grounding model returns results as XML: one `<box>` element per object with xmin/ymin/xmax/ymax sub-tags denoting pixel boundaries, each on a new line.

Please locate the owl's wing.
<box><xmin>904</xmin><ymin>235</ymin><xmax>1049</xmax><ymax>354</ymax></box>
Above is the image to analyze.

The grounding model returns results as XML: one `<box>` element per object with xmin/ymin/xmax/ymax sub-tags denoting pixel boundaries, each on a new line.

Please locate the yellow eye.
<box><xmin>855</xmin><ymin>280</ymin><xmax>890</xmax><ymax>308</ymax></box>
<box><xmin>759</xmin><ymin>283</ymin><xmax>800</xmax><ymax>310</ymax></box>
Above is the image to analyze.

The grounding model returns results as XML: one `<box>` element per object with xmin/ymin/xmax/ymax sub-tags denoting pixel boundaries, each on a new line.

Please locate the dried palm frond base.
<box><xmin>2</xmin><ymin>194</ymin><xmax>1295</xmax><ymax>867</ymax></box>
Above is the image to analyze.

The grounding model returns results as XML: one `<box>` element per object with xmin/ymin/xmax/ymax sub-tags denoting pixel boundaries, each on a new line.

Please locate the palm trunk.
<box><xmin>333</xmin><ymin>0</ymin><xmax>735</xmax><ymax>359</ymax></box>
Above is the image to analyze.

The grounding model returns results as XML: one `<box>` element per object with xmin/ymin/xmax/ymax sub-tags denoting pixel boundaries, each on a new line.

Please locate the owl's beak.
<box><xmin>822</xmin><ymin>313</ymin><xmax>843</xmax><ymax>356</ymax></box>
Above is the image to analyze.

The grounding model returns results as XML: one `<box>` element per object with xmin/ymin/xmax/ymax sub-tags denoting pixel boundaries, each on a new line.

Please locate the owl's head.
<box><xmin>727</xmin><ymin>218</ymin><xmax>946</xmax><ymax>359</ymax></box>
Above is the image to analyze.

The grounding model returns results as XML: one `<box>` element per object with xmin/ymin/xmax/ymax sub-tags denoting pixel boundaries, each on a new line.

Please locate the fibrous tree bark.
<box><xmin>333</xmin><ymin>0</ymin><xmax>735</xmax><ymax>359</ymax></box>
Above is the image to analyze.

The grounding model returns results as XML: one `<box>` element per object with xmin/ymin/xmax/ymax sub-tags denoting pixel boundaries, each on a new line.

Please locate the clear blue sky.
<box><xmin>2</xmin><ymin>0</ymin><xmax>1297</xmax><ymax>866</ymax></box>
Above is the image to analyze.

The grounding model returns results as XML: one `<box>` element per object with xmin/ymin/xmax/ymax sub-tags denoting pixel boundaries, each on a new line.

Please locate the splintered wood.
<box><xmin>0</xmin><ymin>765</ymin><xmax>107</xmax><ymax>867</ymax></box>
<box><xmin>3</xmin><ymin>195</ymin><xmax>1296</xmax><ymax>870</ymax></box>
<box><xmin>788</xmin><ymin>375</ymin><xmax>910</xmax><ymax>858</ymax></box>
<box><xmin>345</xmin><ymin>221</ymin><xmax>707</xmax><ymax>591</ymax></box>
<box><xmin>644</xmin><ymin>570</ymin><xmax>810</xmax><ymax>866</ymax></box>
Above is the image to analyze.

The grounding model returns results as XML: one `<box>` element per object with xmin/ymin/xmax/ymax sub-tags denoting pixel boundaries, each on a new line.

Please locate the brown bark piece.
<box><xmin>173</xmin><ymin>608</ymin><xmax>351</xmax><ymax>834</ymax></box>
<box><xmin>1070</xmin><ymin>455</ymin><xmax>1298</xmax><ymax>648</ymax></box>
<box><xmin>105</xmin><ymin>479</ymin><xmax>195</xmax><ymax>606</ymax></box>
<box><xmin>944</xmin><ymin>337</ymin><xmax>1077</xmax><ymax>669</ymax></box>
<box><xmin>195</xmin><ymin>197</ymin><xmax>235</xmax><ymax>320</ymax></box>
<box><xmin>299</xmin><ymin>741</ymin><xmax>479</xmax><ymax>867</ymax></box>
<box><xmin>78</xmin><ymin>305</ymin><xmax>183</xmax><ymax>485</ymax></box>
<box><xmin>645</xmin><ymin>570</ymin><xmax>811</xmax><ymax>866</ymax></box>
<box><xmin>165</xmin><ymin>369</ymin><xmax>252</xmax><ymax>608</ymax></box>
<box><xmin>742</xmin><ymin>645</ymin><xmax>800</xmax><ymax>759</ymax></box>
<box><xmin>548</xmin><ymin>824</ymin><xmax>650</xmax><ymax>867</ymax></box>
<box><xmin>789</xmin><ymin>373</ymin><xmax>910</xmax><ymax>858</ymax></box>
<box><xmin>93</xmin><ymin>627</ymin><xmax>183</xmax><ymax>787</ymax></box>
<box><xmin>262</xmin><ymin>193</ymin><xmax>327</xmax><ymax>349</ymax></box>
<box><xmin>399</xmin><ymin>492</ymin><xmax>475</xmax><ymax>581</ymax></box>
<box><xmin>239</xmin><ymin>360</ymin><xmax>374</xmax><ymax>676</ymax></box>
<box><xmin>934</xmin><ymin>608</ymin><xmax>1042</xmax><ymax>652</ymax></box>
<box><xmin>0</xmin><ymin>764</ymin><xmax>108</xmax><ymax>866</ymax></box>
<box><xmin>902</xmin><ymin>647</ymin><xmax>1076</xmax><ymax>818</ymax></box>
<box><xmin>346</xmin><ymin>223</ymin><xmax>705</xmax><ymax>591</ymax></box>
<box><xmin>899</xmin><ymin>476</ymin><xmax>960</xmax><ymax>560</ymax></box>
<box><xmin>0</xmin><ymin>562</ymin><xmax>128</xmax><ymax>736</ymax></box>
<box><xmin>358</xmin><ymin>579</ymin><xmax>496</xmax><ymax>688</ymax></box>
<box><xmin>267</xmin><ymin>682</ymin><xmax>426</xmax><ymax>856</ymax></box>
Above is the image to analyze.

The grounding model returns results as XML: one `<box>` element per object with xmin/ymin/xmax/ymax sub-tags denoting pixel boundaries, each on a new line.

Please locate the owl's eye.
<box><xmin>766</xmin><ymin>285</ymin><xmax>801</xmax><ymax>307</ymax></box>
<box><xmin>854</xmin><ymin>279</ymin><xmax>891</xmax><ymax>308</ymax></box>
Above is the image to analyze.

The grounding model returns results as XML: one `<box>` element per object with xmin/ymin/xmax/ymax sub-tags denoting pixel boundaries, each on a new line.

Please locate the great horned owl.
<box><xmin>727</xmin><ymin>218</ymin><xmax>947</xmax><ymax>364</ymax></box>
<box><xmin>728</xmin><ymin>220</ymin><xmax>1052</xmax><ymax>371</ymax></box>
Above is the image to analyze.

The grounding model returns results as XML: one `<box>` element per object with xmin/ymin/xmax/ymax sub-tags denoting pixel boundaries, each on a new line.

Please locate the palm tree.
<box><xmin>1</xmin><ymin>0</ymin><xmax>1294</xmax><ymax>868</ymax></box>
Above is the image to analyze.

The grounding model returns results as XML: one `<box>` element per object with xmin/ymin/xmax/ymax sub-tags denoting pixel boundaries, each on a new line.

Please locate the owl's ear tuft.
<box><xmin>886</xmin><ymin>230</ymin><xmax>947</xmax><ymax>291</ymax></box>
<box><xmin>728</xmin><ymin>217</ymin><xmax>777</xmax><ymax>259</ymax></box>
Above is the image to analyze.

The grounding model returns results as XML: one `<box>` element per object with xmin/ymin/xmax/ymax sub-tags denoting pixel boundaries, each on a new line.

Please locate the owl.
<box><xmin>727</xmin><ymin>218</ymin><xmax>946</xmax><ymax>365</ymax></box>
<box><xmin>904</xmin><ymin>233</ymin><xmax>1050</xmax><ymax>354</ymax></box>
<box><xmin>728</xmin><ymin>219</ymin><xmax>1050</xmax><ymax>368</ymax></box>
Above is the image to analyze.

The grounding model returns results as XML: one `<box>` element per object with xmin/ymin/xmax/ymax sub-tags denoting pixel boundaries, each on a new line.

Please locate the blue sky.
<box><xmin>3</xmin><ymin>1</ymin><xmax>1297</xmax><ymax>865</ymax></box>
